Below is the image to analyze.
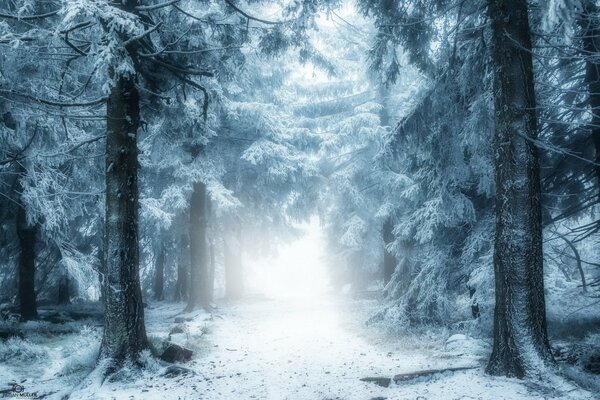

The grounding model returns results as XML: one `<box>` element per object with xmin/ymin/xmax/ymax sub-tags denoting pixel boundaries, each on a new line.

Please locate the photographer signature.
<box><xmin>2</xmin><ymin>383</ymin><xmax>38</xmax><ymax>399</ymax></box>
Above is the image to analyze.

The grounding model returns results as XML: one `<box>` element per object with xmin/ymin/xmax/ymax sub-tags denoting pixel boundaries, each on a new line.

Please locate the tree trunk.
<box><xmin>153</xmin><ymin>243</ymin><xmax>165</xmax><ymax>301</ymax></box>
<box><xmin>468</xmin><ymin>286</ymin><xmax>480</xmax><ymax>319</ymax></box>
<box><xmin>580</xmin><ymin>1</ymin><xmax>600</xmax><ymax>201</ymax></box>
<box><xmin>486</xmin><ymin>0</ymin><xmax>553</xmax><ymax>378</ymax></box>
<box><xmin>57</xmin><ymin>272</ymin><xmax>71</xmax><ymax>305</ymax></box>
<box><xmin>224</xmin><ymin>221</ymin><xmax>243</xmax><ymax>300</ymax></box>
<box><xmin>382</xmin><ymin>218</ymin><xmax>397</xmax><ymax>288</ymax></box>
<box><xmin>174</xmin><ymin>234</ymin><xmax>189</xmax><ymax>302</ymax></box>
<box><xmin>16</xmin><ymin>172</ymin><xmax>37</xmax><ymax>321</ymax></box>
<box><xmin>378</xmin><ymin>83</ymin><xmax>396</xmax><ymax>290</ymax></box>
<box><xmin>208</xmin><ymin>240</ymin><xmax>216</xmax><ymax>303</ymax></box>
<box><xmin>98</xmin><ymin>221</ymin><xmax>107</xmax><ymax>304</ymax></box>
<box><xmin>100</xmin><ymin>73</ymin><xmax>149</xmax><ymax>366</ymax></box>
<box><xmin>174</xmin><ymin>262</ymin><xmax>188</xmax><ymax>302</ymax></box>
<box><xmin>187</xmin><ymin>182</ymin><xmax>209</xmax><ymax>311</ymax></box>
<box><xmin>378</xmin><ymin>83</ymin><xmax>390</xmax><ymax>127</ymax></box>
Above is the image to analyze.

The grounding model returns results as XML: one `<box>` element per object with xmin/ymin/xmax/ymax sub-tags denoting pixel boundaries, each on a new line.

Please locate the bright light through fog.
<box><xmin>247</xmin><ymin>217</ymin><xmax>330</xmax><ymax>299</ymax></box>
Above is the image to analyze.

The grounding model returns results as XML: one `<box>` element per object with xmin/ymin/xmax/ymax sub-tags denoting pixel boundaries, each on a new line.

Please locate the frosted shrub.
<box><xmin>59</xmin><ymin>325</ymin><xmax>101</xmax><ymax>376</ymax></box>
<box><xmin>0</xmin><ymin>337</ymin><xmax>49</xmax><ymax>363</ymax></box>
<box><xmin>139</xmin><ymin>349</ymin><xmax>162</xmax><ymax>374</ymax></box>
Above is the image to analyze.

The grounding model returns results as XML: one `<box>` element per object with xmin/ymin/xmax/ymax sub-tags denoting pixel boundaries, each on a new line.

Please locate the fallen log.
<box><xmin>393</xmin><ymin>366</ymin><xmax>478</xmax><ymax>383</ymax></box>
<box><xmin>360</xmin><ymin>377</ymin><xmax>391</xmax><ymax>387</ymax></box>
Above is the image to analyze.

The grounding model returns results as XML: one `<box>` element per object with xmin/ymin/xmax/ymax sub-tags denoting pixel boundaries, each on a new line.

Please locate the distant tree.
<box><xmin>153</xmin><ymin>242</ymin><xmax>166</xmax><ymax>301</ymax></box>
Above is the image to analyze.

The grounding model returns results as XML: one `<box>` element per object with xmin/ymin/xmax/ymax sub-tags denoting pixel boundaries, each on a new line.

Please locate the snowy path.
<box><xmin>185</xmin><ymin>296</ymin><xmax>428</xmax><ymax>399</ymax></box>
<box><xmin>97</xmin><ymin>295</ymin><xmax>594</xmax><ymax>400</ymax></box>
<box><xmin>5</xmin><ymin>295</ymin><xmax>595</xmax><ymax>399</ymax></box>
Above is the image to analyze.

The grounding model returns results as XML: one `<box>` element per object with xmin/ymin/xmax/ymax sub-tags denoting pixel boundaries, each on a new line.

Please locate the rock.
<box><xmin>360</xmin><ymin>377</ymin><xmax>391</xmax><ymax>387</ymax></box>
<box><xmin>160</xmin><ymin>343</ymin><xmax>193</xmax><ymax>363</ymax></box>
<box><xmin>584</xmin><ymin>354</ymin><xmax>600</xmax><ymax>374</ymax></box>
<box><xmin>161</xmin><ymin>365</ymin><xmax>195</xmax><ymax>378</ymax></box>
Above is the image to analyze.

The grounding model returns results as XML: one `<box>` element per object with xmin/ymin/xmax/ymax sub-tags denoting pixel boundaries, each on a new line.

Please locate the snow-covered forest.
<box><xmin>0</xmin><ymin>0</ymin><xmax>599</xmax><ymax>398</ymax></box>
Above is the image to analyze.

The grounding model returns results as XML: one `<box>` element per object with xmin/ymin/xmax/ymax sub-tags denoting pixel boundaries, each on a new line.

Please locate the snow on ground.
<box><xmin>0</xmin><ymin>296</ymin><xmax>592</xmax><ymax>399</ymax></box>
<box><xmin>1</xmin><ymin>295</ymin><xmax>598</xmax><ymax>399</ymax></box>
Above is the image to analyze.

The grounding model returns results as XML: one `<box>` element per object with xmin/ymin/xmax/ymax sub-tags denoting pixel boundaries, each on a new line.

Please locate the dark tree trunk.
<box><xmin>224</xmin><ymin>221</ymin><xmax>243</xmax><ymax>300</ymax></box>
<box><xmin>580</xmin><ymin>1</ymin><xmax>600</xmax><ymax>201</ymax></box>
<box><xmin>100</xmin><ymin>73</ymin><xmax>149</xmax><ymax>365</ymax></box>
<box><xmin>468</xmin><ymin>286</ymin><xmax>480</xmax><ymax>319</ymax></box>
<box><xmin>174</xmin><ymin>262</ymin><xmax>189</xmax><ymax>302</ymax></box>
<box><xmin>187</xmin><ymin>182</ymin><xmax>209</xmax><ymax>311</ymax></box>
<box><xmin>16</xmin><ymin>173</ymin><xmax>37</xmax><ymax>321</ymax></box>
<box><xmin>57</xmin><ymin>273</ymin><xmax>70</xmax><ymax>305</ymax></box>
<box><xmin>97</xmin><ymin>221</ymin><xmax>107</xmax><ymax>304</ymax></box>
<box><xmin>174</xmin><ymin>234</ymin><xmax>189</xmax><ymax>302</ymax></box>
<box><xmin>382</xmin><ymin>218</ymin><xmax>397</xmax><ymax>287</ymax></box>
<box><xmin>486</xmin><ymin>0</ymin><xmax>553</xmax><ymax>378</ymax></box>
<box><xmin>153</xmin><ymin>243</ymin><xmax>165</xmax><ymax>301</ymax></box>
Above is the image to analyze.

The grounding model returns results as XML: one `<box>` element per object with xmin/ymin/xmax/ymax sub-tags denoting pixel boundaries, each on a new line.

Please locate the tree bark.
<box><xmin>97</xmin><ymin>220</ymin><xmax>107</xmax><ymax>304</ymax></box>
<box><xmin>580</xmin><ymin>1</ymin><xmax>600</xmax><ymax>201</ymax></box>
<box><xmin>100</xmin><ymin>73</ymin><xmax>149</xmax><ymax>366</ymax></box>
<box><xmin>382</xmin><ymin>218</ymin><xmax>397</xmax><ymax>287</ymax></box>
<box><xmin>224</xmin><ymin>220</ymin><xmax>243</xmax><ymax>300</ymax></box>
<box><xmin>378</xmin><ymin>83</ymin><xmax>390</xmax><ymax>127</ymax></box>
<box><xmin>208</xmin><ymin>240</ymin><xmax>216</xmax><ymax>303</ymax></box>
<box><xmin>187</xmin><ymin>182</ymin><xmax>209</xmax><ymax>310</ymax></box>
<box><xmin>16</xmin><ymin>171</ymin><xmax>37</xmax><ymax>321</ymax></box>
<box><xmin>486</xmin><ymin>0</ymin><xmax>553</xmax><ymax>378</ymax></box>
<box><xmin>378</xmin><ymin>83</ymin><xmax>396</xmax><ymax>290</ymax></box>
<box><xmin>174</xmin><ymin>234</ymin><xmax>189</xmax><ymax>302</ymax></box>
<box><xmin>57</xmin><ymin>272</ymin><xmax>71</xmax><ymax>305</ymax></box>
<box><xmin>153</xmin><ymin>243</ymin><xmax>165</xmax><ymax>301</ymax></box>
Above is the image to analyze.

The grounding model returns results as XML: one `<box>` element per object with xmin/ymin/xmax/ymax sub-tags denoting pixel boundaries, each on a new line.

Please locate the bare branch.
<box><xmin>0</xmin><ymin>9</ymin><xmax>59</xmax><ymax>20</ymax></box>
<box><xmin>159</xmin><ymin>46</ymin><xmax>242</xmax><ymax>55</ymax></box>
<box><xmin>0</xmin><ymin>89</ymin><xmax>106</xmax><ymax>108</ymax></box>
<box><xmin>59</xmin><ymin>21</ymin><xmax>93</xmax><ymax>34</ymax></box>
<box><xmin>135</xmin><ymin>0</ymin><xmax>180</xmax><ymax>12</ymax></box>
<box><xmin>222</xmin><ymin>0</ymin><xmax>281</xmax><ymax>25</ymax></box>
<box><xmin>123</xmin><ymin>22</ymin><xmax>162</xmax><ymax>46</ymax></box>
<box><xmin>173</xmin><ymin>5</ymin><xmax>207</xmax><ymax>22</ymax></box>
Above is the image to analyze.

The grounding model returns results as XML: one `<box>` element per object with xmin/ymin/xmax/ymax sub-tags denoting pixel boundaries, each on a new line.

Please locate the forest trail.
<box><xmin>104</xmin><ymin>295</ymin><xmax>594</xmax><ymax>400</ymax></box>
<box><xmin>2</xmin><ymin>295</ymin><xmax>596</xmax><ymax>399</ymax></box>
<box><xmin>187</xmin><ymin>295</ymin><xmax>418</xmax><ymax>399</ymax></box>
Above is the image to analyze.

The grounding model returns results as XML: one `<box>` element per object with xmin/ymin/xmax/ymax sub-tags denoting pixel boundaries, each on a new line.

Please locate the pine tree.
<box><xmin>486</xmin><ymin>0</ymin><xmax>554</xmax><ymax>377</ymax></box>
